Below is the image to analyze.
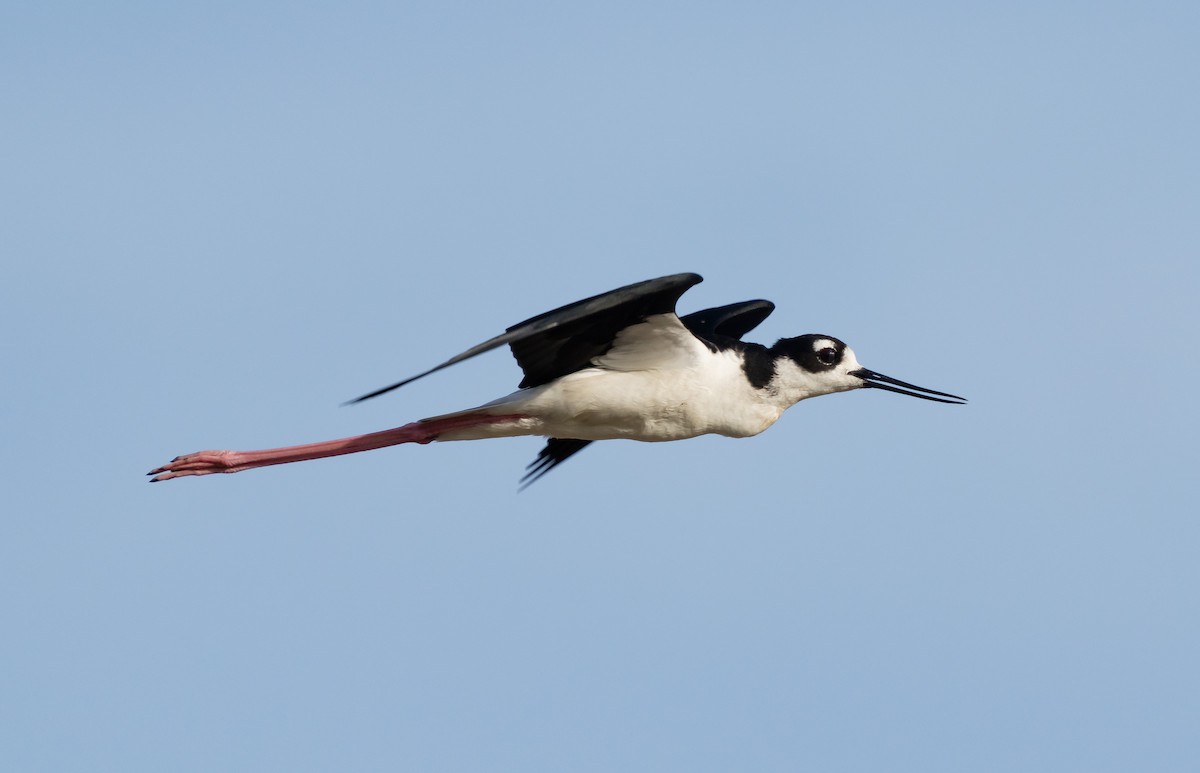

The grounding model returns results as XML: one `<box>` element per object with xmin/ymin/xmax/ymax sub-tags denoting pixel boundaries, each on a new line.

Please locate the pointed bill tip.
<box><xmin>851</xmin><ymin>368</ymin><xmax>966</xmax><ymax>404</ymax></box>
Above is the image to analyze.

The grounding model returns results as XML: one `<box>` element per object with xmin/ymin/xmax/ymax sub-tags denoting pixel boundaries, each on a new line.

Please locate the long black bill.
<box><xmin>850</xmin><ymin>368</ymin><xmax>966</xmax><ymax>405</ymax></box>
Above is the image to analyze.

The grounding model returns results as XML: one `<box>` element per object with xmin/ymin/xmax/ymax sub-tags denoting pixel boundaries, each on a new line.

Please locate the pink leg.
<box><xmin>148</xmin><ymin>412</ymin><xmax>525</xmax><ymax>482</ymax></box>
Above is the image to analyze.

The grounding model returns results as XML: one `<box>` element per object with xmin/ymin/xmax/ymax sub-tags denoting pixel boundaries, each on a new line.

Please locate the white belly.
<box><xmin>440</xmin><ymin>360</ymin><xmax>782</xmax><ymax>443</ymax></box>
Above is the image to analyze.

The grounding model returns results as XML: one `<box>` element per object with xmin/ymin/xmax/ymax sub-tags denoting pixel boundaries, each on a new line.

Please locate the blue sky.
<box><xmin>3</xmin><ymin>2</ymin><xmax>1197</xmax><ymax>771</ymax></box>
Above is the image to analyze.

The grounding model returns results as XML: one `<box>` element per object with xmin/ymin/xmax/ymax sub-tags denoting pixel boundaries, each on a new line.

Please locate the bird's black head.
<box><xmin>768</xmin><ymin>333</ymin><xmax>966</xmax><ymax>404</ymax></box>
<box><xmin>773</xmin><ymin>334</ymin><xmax>849</xmax><ymax>374</ymax></box>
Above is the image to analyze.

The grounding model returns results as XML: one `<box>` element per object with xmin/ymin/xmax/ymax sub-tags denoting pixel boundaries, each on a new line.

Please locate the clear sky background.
<box><xmin>3</xmin><ymin>2</ymin><xmax>1197</xmax><ymax>771</ymax></box>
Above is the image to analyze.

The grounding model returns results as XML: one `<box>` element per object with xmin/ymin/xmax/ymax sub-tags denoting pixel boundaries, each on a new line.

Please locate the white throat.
<box><xmin>767</xmin><ymin>346</ymin><xmax>865</xmax><ymax>407</ymax></box>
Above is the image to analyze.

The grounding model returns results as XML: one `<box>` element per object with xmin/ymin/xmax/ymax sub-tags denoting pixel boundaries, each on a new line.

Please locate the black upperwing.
<box><xmin>679</xmin><ymin>299</ymin><xmax>775</xmax><ymax>346</ymax></box>
<box><xmin>519</xmin><ymin>297</ymin><xmax>777</xmax><ymax>489</ymax></box>
<box><xmin>346</xmin><ymin>272</ymin><xmax>703</xmax><ymax>404</ymax></box>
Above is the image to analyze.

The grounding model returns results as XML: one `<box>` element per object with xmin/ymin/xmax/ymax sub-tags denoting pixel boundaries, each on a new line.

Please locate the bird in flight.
<box><xmin>150</xmin><ymin>272</ymin><xmax>965</xmax><ymax>487</ymax></box>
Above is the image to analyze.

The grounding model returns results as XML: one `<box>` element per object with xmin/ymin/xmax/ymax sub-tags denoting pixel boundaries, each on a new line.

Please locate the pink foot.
<box><xmin>148</xmin><ymin>450</ymin><xmax>248</xmax><ymax>481</ymax></box>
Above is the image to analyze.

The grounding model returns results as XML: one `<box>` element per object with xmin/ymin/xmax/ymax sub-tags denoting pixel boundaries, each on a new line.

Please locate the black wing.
<box><xmin>680</xmin><ymin>299</ymin><xmax>774</xmax><ymax>345</ymax></box>
<box><xmin>522</xmin><ymin>298</ymin><xmax>776</xmax><ymax>488</ymax></box>
<box><xmin>346</xmin><ymin>272</ymin><xmax>703</xmax><ymax>404</ymax></box>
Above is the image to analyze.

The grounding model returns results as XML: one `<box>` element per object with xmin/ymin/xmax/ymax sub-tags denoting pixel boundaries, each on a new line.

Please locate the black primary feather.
<box><xmin>345</xmin><ymin>273</ymin><xmax>703</xmax><ymax>404</ymax></box>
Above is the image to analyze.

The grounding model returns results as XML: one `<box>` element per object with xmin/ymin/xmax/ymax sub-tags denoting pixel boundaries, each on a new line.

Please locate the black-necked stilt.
<box><xmin>150</xmin><ymin>273</ymin><xmax>965</xmax><ymax>487</ymax></box>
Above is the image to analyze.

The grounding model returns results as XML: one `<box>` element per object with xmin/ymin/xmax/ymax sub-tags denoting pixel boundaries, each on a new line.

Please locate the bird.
<box><xmin>149</xmin><ymin>272</ymin><xmax>965</xmax><ymax>487</ymax></box>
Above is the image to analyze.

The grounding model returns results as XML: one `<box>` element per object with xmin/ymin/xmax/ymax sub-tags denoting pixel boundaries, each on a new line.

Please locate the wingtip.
<box><xmin>342</xmin><ymin>380</ymin><xmax>408</xmax><ymax>406</ymax></box>
<box><xmin>670</xmin><ymin>271</ymin><xmax>704</xmax><ymax>288</ymax></box>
